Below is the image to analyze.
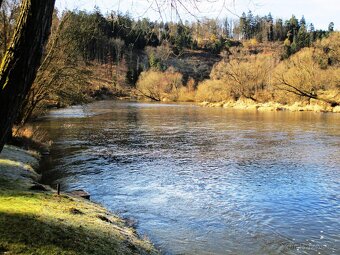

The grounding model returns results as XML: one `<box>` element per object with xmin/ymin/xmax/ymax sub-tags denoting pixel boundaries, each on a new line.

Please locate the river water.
<box><xmin>38</xmin><ymin>100</ymin><xmax>340</xmax><ymax>255</ymax></box>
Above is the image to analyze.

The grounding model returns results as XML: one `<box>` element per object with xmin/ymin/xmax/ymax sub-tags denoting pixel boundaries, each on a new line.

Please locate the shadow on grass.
<box><xmin>0</xmin><ymin>211</ymin><xmax>143</xmax><ymax>255</ymax></box>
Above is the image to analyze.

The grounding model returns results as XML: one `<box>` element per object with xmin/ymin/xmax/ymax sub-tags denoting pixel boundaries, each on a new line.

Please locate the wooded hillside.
<box><xmin>1</xmin><ymin>2</ymin><xmax>338</xmax><ymax>129</ymax></box>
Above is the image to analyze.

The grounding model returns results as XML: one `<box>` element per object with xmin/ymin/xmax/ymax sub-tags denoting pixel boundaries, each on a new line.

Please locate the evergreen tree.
<box><xmin>287</xmin><ymin>15</ymin><xmax>299</xmax><ymax>42</ymax></box>
<box><xmin>290</xmin><ymin>36</ymin><xmax>297</xmax><ymax>54</ymax></box>
<box><xmin>247</xmin><ymin>10</ymin><xmax>255</xmax><ymax>38</ymax></box>
<box><xmin>223</xmin><ymin>17</ymin><xmax>232</xmax><ymax>38</ymax></box>
<box><xmin>328</xmin><ymin>22</ymin><xmax>334</xmax><ymax>32</ymax></box>
<box><xmin>239</xmin><ymin>12</ymin><xmax>247</xmax><ymax>39</ymax></box>
<box><xmin>296</xmin><ymin>24</ymin><xmax>309</xmax><ymax>49</ymax></box>
<box><xmin>309</xmin><ymin>23</ymin><xmax>315</xmax><ymax>43</ymax></box>
<box><xmin>274</xmin><ymin>18</ymin><xmax>285</xmax><ymax>41</ymax></box>
<box><xmin>267</xmin><ymin>13</ymin><xmax>274</xmax><ymax>41</ymax></box>
<box><xmin>300</xmin><ymin>15</ymin><xmax>306</xmax><ymax>26</ymax></box>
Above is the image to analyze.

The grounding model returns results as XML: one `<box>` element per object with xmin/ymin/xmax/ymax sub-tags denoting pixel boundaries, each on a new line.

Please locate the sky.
<box><xmin>55</xmin><ymin>0</ymin><xmax>340</xmax><ymax>30</ymax></box>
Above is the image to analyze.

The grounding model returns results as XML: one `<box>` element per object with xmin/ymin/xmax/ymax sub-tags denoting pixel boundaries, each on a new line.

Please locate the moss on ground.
<box><xmin>0</xmin><ymin>146</ymin><xmax>158</xmax><ymax>255</ymax></box>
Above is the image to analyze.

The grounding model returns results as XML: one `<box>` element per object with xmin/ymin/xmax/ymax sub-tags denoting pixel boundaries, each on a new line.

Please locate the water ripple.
<box><xmin>39</xmin><ymin>101</ymin><xmax>340</xmax><ymax>255</ymax></box>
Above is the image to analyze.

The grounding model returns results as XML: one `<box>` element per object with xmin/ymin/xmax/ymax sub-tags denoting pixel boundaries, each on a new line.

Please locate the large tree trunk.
<box><xmin>0</xmin><ymin>0</ymin><xmax>55</xmax><ymax>152</ymax></box>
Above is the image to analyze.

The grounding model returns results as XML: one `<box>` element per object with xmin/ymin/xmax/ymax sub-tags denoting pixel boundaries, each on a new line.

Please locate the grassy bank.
<box><xmin>0</xmin><ymin>145</ymin><xmax>158</xmax><ymax>255</ymax></box>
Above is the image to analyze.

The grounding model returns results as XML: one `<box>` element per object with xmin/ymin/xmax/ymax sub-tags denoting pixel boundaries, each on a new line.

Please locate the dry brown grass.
<box><xmin>10</xmin><ymin>126</ymin><xmax>51</xmax><ymax>152</ymax></box>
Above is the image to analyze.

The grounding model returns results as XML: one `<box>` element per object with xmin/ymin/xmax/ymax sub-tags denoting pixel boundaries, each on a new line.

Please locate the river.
<box><xmin>38</xmin><ymin>100</ymin><xmax>340</xmax><ymax>255</ymax></box>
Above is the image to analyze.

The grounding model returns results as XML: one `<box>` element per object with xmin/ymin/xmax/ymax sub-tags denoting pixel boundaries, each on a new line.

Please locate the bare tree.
<box><xmin>0</xmin><ymin>0</ymin><xmax>20</xmax><ymax>58</ymax></box>
<box><xmin>16</xmin><ymin>12</ymin><xmax>91</xmax><ymax>125</ymax></box>
<box><xmin>211</xmin><ymin>53</ymin><xmax>274</xmax><ymax>101</ymax></box>
<box><xmin>274</xmin><ymin>47</ymin><xmax>339</xmax><ymax>106</ymax></box>
<box><xmin>136</xmin><ymin>67</ymin><xmax>182</xmax><ymax>101</ymax></box>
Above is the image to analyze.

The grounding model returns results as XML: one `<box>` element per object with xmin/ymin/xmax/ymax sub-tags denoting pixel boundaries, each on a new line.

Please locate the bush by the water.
<box><xmin>136</xmin><ymin>68</ymin><xmax>183</xmax><ymax>101</ymax></box>
<box><xmin>196</xmin><ymin>80</ymin><xmax>231</xmax><ymax>102</ymax></box>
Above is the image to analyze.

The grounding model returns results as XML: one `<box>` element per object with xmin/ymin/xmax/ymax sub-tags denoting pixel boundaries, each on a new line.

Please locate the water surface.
<box><xmin>39</xmin><ymin>101</ymin><xmax>340</xmax><ymax>255</ymax></box>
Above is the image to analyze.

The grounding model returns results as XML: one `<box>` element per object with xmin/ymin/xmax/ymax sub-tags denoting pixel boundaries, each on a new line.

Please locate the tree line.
<box><xmin>2</xmin><ymin>4</ymin><xmax>334</xmax><ymax>65</ymax></box>
<box><xmin>55</xmin><ymin>9</ymin><xmax>335</xmax><ymax>58</ymax></box>
<box><xmin>3</xmin><ymin>7</ymin><xmax>332</xmax><ymax>62</ymax></box>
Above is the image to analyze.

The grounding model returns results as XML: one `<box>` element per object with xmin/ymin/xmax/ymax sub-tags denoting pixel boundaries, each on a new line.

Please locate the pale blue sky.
<box><xmin>55</xmin><ymin>0</ymin><xmax>340</xmax><ymax>30</ymax></box>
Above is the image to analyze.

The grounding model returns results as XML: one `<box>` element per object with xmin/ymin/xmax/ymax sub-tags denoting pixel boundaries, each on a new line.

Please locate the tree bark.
<box><xmin>0</xmin><ymin>0</ymin><xmax>55</xmax><ymax>152</ymax></box>
<box><xmin>1</xmin><ymin>8</ymin><xmax>8</xmax><ymax>54</ymax></box>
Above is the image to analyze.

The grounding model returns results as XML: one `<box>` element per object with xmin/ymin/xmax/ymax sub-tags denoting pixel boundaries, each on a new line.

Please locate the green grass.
<box><xmin>0</xmin><ymin>146</ymin><xmax>158</xmax><ymax>255</ymax></box>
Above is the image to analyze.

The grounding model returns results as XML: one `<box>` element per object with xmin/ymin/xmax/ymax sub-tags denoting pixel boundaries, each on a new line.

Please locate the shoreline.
<box><xmin>198</xmin><ymin>100</ymin><xmax>340</xmax><ymax>113</ymax></box>
<box><xmin>45</xmin><ymin>96</ymin><xmax>340</xmax><ymax>115</ymax></box>
<box><xmin>118</xmin><ymin>97</ymin><xmax>340</xmax><ymax>113</ymax></box>
<box><xmin>0</xmin><ymin>145</ymin><xmax>159</xmax><ymax>255</ymax></box>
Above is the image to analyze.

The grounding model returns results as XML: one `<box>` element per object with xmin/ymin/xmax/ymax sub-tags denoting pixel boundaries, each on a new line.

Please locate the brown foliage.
<box><xmin>136</xmin><ymin>67</ymin><xmax>183</xmax><ymax>101</ymax></box>
<box><xmin>273</xmin><ymin>46</ymin><xmax>339</xmax><ymax>106</ymax></box>
<box><xmin>196</xmin><ymin>79</ymin><xmax>231</xmax><ymax>102</ymax></box>
<box><xmin>210</xmin><ymin>53</ymin><xmax>276</xmax><ymax>101</ymax></box>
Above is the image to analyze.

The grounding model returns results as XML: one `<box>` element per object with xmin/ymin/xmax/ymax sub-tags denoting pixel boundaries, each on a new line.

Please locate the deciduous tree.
<box><xmin>274</xmin><ymin>47</ymin><xmax>339</xmax><ymax>106</ymax></box>
<box><xmin>0</xmin><ymin>0</ymin><xmax>55</xmax><ymax>151</ymax></box>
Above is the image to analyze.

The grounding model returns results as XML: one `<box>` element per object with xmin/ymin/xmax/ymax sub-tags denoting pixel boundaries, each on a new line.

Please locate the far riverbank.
<box><xmin>198</xmin><ymin>99</ymin><xmax>340</xmax><ymax>113</ymax></box>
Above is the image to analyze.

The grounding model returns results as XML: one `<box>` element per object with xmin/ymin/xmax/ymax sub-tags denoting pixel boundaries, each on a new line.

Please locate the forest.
<box><xmin>0</xmin><ymin>0</ymin><xmax>339</xmax><ymax>129</ymax></box>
